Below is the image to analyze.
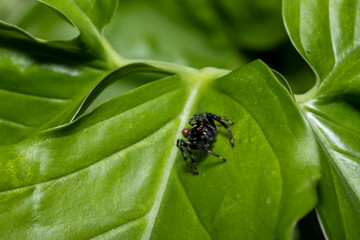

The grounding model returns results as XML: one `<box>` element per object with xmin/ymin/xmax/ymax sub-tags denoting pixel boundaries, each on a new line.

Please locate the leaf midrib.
<box><xmin>142</xmin><ymin>81</ymin><xmax>202</xmax><ymax>239</ymax></box>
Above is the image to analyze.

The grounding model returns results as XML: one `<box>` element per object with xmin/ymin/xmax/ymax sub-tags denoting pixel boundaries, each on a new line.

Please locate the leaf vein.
<box><xmin>89</xmin><ymin>214</ymin><xmax>147</xmax><ymax>239</ymax></box>
<box><xmin>142</xmin><ymin>81</ymin><xmax>201</xmax><ymax>239</ymax></box>
<box><xmin>0</xmin><ymin>87</ymin><xmax>70</xmax><ymax>102</ymax></box>
<box><xmin>328</xmin><ymin>0</ymin><xmax>338</xmax><ymax>64</ymax></box>
<box><xmin>311</xmin><ymin>132</ymin><xmax>348</xmax><ymax>237</ymax></box>
<box><xmin>0</xmin><ymin>117</ymin><xmax>30</xmax><ymax>128</ymax></box>
<box><xmin>304</xmin><ymin>106</ymin><xmax>360</xmax><ymax>135</ymax></box>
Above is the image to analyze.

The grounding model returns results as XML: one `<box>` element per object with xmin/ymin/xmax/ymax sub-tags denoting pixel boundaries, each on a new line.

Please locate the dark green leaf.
<box><xmin>283</xmin><ymin>0</ymin><xmax>360</xmax><ymax>238</ymax></box>
<box><xmin>0</xmin><ymin>61</ymin><xmax>320</xmax><ymax>239</ymax></box>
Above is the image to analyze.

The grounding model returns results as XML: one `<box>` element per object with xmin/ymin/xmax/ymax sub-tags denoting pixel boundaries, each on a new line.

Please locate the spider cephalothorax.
<box><xmin>176</xmin><ymin>112</ymin><xmax>234</xmax><ymax>175</ymax></box>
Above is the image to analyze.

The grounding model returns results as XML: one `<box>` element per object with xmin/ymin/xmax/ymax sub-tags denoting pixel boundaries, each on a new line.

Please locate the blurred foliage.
<box><xmin>0</xmin><ymin>0</ymin><xmax>314</xmax><ymax>94</ymax></box>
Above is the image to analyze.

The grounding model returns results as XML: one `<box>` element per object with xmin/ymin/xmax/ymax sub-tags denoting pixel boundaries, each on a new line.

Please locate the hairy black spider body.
<box><xmin>176</xmin><ymin>112</ymin><xmax>234</xmax><ymax>175</ymax></box>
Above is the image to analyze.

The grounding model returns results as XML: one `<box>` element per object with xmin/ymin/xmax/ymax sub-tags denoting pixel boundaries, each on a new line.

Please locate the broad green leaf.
<box><xmin>0</xmin><ymin>61</ymin><xmax>320</xmax><ymax>239</ymax></box>
<box><xmin>0</xmin><ymin>23</ymin><xmax>107</xmax><ymax>144</ymax></box>
<box><xmin>283</xmin><ymin>0</ymin><xmax>360</xmax><ymax>238</ymax></box>
<box><xmin>0</xmin><ymin>0</ymin><xmax>125</xmax><ymax>144</ymax></box>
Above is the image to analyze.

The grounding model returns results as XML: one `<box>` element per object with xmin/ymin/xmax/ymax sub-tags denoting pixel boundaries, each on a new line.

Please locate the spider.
<box><xmin>176</xmin><ymin>112</ymin><xmax>234</xmax><ymax>175</ymax></box>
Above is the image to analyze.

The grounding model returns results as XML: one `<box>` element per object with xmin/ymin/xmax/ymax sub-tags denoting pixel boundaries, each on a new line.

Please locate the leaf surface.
<box><xmin>283</xmin><ymin>0</ymin><xmax>360</xmax><ymax>238</ymax></box>
<box><xmin>0</xmin><ymin>61</ymin><xmax>320</xmax><ymax>239</ymax></box>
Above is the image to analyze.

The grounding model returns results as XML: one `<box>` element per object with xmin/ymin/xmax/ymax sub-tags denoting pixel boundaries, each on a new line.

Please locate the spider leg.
<box><xmin>193</xmin><ymin>141</ymin><xmax>227</xmax><ymax>162</ymax></box>
<box><xmin>177</xmin><ymin>139</ymin><xmax>192</xmax><ymax>168</ymax></box>
<box><xmin>177</xmin><ymin>139</ymin><xmax>198</xmax><ymax>175</ymax></box>
<box><xmin>207</xmin><ymin>113</ymin><xmax>235</xmax><ymax>148</ymax></box>
<box><xmin>189</xmin><ymin>113</ymin><xmax>206</xmax><ymax>126</ymax></box>
<box><xmin>203</xmin><ymin>113</ymin><xmax>217</xmax><ymax>134</ymax></box>
<box><xmin>186</xmin><ymin>147</ymin><xmax>199</xmax><ymax>175</ymax></box>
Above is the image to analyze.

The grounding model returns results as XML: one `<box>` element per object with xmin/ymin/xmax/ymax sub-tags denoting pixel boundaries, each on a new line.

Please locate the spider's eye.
<box><xmin>182</xmin><ymin>128</ymin><xmax>191</xmax><ymax>137</ymax></box>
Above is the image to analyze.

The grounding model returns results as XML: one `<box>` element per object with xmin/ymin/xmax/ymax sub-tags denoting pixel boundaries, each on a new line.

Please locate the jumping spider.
<box><xmin>176</xmin><ymin>112</ymin><xmax>234</xmax><ymax>175</ymax></box>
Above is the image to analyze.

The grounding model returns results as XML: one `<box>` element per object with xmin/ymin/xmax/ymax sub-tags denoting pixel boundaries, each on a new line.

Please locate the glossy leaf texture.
<box><xmin>0</xmin><ymin>61</ymin><xmax>320</xmax><ymax>239</ymax></box>
<box><xmin>0</xmin><ymin>0</ymin><xmax>122</xmax><ymax>144</ymax></box>
<box><xmin>283</xmin><ymin>0</ymin><xmax>360</xmax><ymax>238</ymax></box>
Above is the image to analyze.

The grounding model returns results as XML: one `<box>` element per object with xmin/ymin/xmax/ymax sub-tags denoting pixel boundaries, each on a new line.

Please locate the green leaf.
<box><xmin>0</xmin><ymin>0</ymin><xmax>125</xmax><ymax>144</ymax></box>
<box><xmin>0</xmin><ymin>21</ymin><xmax>109</xmax><ymax>145</ymax></box>
<box><xmin>283</xmin><ymin>0</ymin><xmax>360</xmax><ymax>238</ymax></box>
<box><xmin>0</xmin><ymin>61</ymin><xmax>320</xmax><ymax>239</ymax></box>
